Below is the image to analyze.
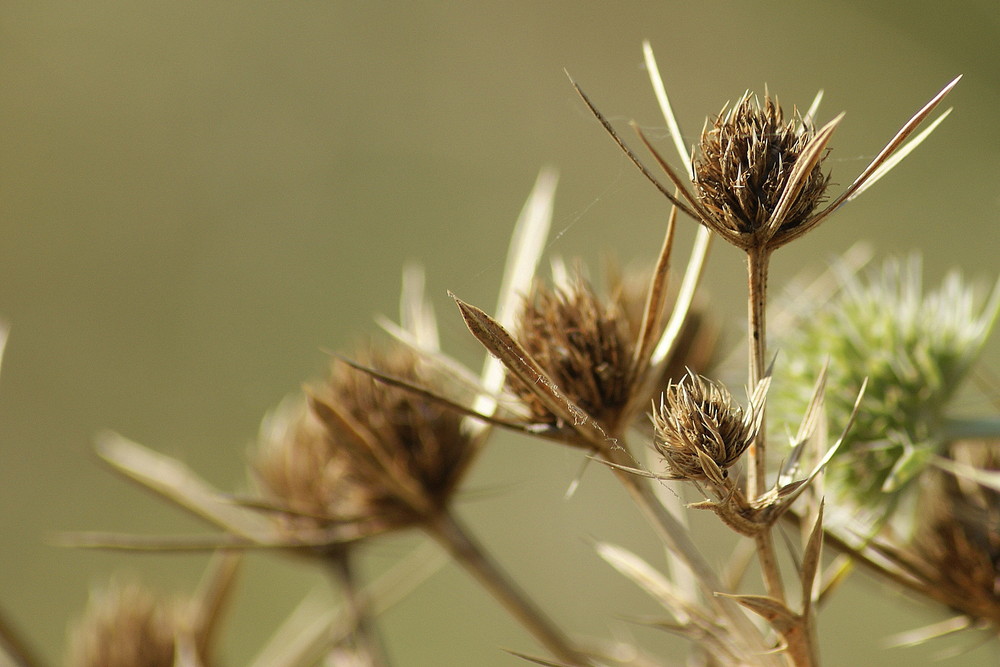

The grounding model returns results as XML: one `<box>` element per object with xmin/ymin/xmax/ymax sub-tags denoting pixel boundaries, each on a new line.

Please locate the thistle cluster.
<box><xmin>33</xmin><ymin>41</ymin><xmax>996</xmax><ymax>667</ymax></box>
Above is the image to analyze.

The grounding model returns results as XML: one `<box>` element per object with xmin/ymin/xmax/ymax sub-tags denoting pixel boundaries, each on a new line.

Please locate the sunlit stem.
<box><xmin>745</xmin><ymin>248</ymin><xmax>787</xmax><ymax>607</ymax></box>
<box><xmin>607</xmin><ymin>459</ymin><xmax>779</xmax><ymax>663</ymax></box>
<box><xmin>746</xmin><ymin>247</ymin><xmax>771</xmax><ymax>497</ymax></box>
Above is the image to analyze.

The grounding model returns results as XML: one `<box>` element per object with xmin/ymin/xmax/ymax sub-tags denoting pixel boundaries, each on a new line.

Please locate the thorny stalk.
<box><xmin>746</xmin><ymin>248</ymin><xmax>770</xmax><ymax>500</ymax></box>
<box><xmin>606</xmin><ymin>453</ymin><xmax>778</xmax><ymax>661</ymax></box>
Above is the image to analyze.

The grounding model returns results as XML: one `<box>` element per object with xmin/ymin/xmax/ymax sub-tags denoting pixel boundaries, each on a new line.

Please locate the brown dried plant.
<box><xmin>651</xmin><ymin>372</ymin><xmax>761</xmax><ymax>484</ymax></box>
<box><xmin>561</xmin><ymin>40</ymin><xmax>961</xmax><ymax>666</ymax></box>
<box><xmin>26</xmin><ymin>39</ymin><xmax>1000</xmax><ymax>667</ymax></box>
<box><xmin>68</xmin><ymin>581</ymin><xmax>180</xmax><ymax>667</ymax></box>
<box><xmin>67</xmin><ymin>554</ymin><xmax>239</xmax><ymax>667</ymax></box>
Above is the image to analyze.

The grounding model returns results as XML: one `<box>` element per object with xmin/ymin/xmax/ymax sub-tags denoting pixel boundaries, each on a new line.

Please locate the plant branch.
<box><xmin>426</xmin><ymin>509</ymin><xmax>592</xmax><ymax>666</ymax></box>
<box><xmin>746</xmin><ymin>248</ymin><xmax>770</xmax><ymax>499</ymax></box>
<box><xmin>601</xmin><ymin>447</ymin><xmax>781</xmax><ymax>664</ymax></box>
<box><xmin>324</xmin><ymin>550</ymin><xmax>388</xmax><ymax>667</ymax></box>
<box><xmin>746</xmin><ymin>249</ymin><xmax>789</xmax><ymax>612</ymax></box>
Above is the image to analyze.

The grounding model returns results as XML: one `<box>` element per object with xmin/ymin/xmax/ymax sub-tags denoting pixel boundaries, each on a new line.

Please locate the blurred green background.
<box><xmin>2</xmin><ymin>2</ymin><xmax>998</xmax><ymax>665</ymax></box>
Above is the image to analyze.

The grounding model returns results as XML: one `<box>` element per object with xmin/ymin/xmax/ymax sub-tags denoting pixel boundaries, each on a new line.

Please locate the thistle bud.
<box><xmin>652</xmin><ymin>372</ymin><xmax>759</xmax><ymax>483</ymax></box>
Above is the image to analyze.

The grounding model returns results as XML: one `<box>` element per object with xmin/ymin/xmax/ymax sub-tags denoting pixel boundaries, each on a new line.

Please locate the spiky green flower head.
<box><xmin>775</xmin><ymin>255</ymin><xmax>1000</xmax><ymax>515</ymax></box>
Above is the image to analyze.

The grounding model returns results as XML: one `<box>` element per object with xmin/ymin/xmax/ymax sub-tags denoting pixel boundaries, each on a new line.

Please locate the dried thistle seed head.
<box><xmin>908</xmin><ymin>441</ymin><xmax>1000</xmax><ymax>627</ymax></box>
<box><xmin>251</xmin><ymin>398</ymin><xmax>379</xmax><ymax>537</ymax></box>
<box><xmin>693</xmin><ymin>93</ymin><xmax>831</xmax><ymax>250</ymax></box>
<box><xmin>67</xmin><ymin>580</ymin><xmax>184</xmax><ymax>667</ymax></box>
<box><xmin>311</xmin><ymin>344</ymin><xmax>472</xmax><ymax>528</ymax></box>
<box><xmin>507</xmin><ymin>272</ymin><xmax>638</xmax><ymax>435</ymax></box>
<box><xmin>652</xmin><ymin>372</ymin><xmax>758</xmax><ymax>482</ymax></box>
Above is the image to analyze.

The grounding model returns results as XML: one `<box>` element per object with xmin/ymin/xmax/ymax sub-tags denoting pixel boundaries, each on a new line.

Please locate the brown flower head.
<box><xmin>693</xmin><ymin>93</ymin><xmax>831</xmax><ymax>251</ymax></box>
<box><xmin>503</xmin><ymin>264</ymin><xmax>717</xmax><ymax>443</ymax></box>
<box><xmin>907</xmin><ymin>440</ymin><xmax>1000</xmax><ymax>628</ymax></box>
<box><xmin>652</xmin><ymin>372</ymin><xmax>760</xmax><ymax>483</ymax></box>
<box><xmin>68</xmin><ymin>581</ymin><xmax>184</xmax><ymax>667</ymax></box>
<box><xmin>251</xmin><ymin>398</ymin><xmax>380</xmax><ymax>542</ymax></box>
<box><xmin>508</xmin><ymin>271</ymin><xmax>638</xmax><ymax>435</ymax></box>
<box><xmin>307</xmin><ymin>343</ymin><xmax>473</xmax><ymax>533</ymax></box>
<box><xmin>571</xmin><ymin>44</ymin><xmax>958</xmax><ymax>256</ymax></box>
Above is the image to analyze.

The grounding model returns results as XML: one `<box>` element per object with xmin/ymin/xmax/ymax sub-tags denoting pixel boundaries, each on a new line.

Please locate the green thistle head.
<box><xmin>774</xmin><ymin>255</ymin><xmax>1000</xmax><ymax>512</ymax></box>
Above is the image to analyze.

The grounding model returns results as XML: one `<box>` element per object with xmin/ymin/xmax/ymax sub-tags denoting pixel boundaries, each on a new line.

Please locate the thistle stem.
<box><xmin>746</xmin><ymin>248</ymin><xmax>789</xmax><ymax>612</ymax></box>
<box><xmin>325</xmin><ymin>549</ymin><xmax>388</xmax><ymax>667</ymax></box>
<box><xmin>426</xmin><ymin>509</ymin><xmax>591</xmax><ymax>666</ymax></box>
<box><xmin>746</xmin><ymin>248</ymin><xmax>770</xmax><ymax>499</ymax></box>
<box><xmin>0</xmin><ymin>606</ymin><xmax>42</xmax><ymax>667</ymax></box>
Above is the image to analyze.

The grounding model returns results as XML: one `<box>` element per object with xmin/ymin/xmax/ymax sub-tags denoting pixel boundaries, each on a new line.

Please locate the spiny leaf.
<box><xmin>95</xmin><ymin>432</ymin><xmax>275</xmax><ymax>539</ymax></box>
<box><xmin>716</xmin><ymin>593</ymin><xmax>796</xmax><ymax>629</ymax></box>
<box><xmin>800</xmin><ymin>502</ymin><xmax>825</xmax><ymax>616</ymax></box>
<box><xmin>451</xmin><ymin>294</ymin><xmax>607</xmax><ymax>447</ymax></box>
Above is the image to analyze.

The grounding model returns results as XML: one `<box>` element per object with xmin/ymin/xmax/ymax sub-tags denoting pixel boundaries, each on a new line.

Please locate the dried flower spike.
<box><xmin>652</xmin><ymin>372</ymin><xmax>761</xmax><ymax>483</ymax></box>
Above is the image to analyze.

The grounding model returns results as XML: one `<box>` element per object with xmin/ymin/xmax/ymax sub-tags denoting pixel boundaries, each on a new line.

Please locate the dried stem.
<box><xmin>426</xmin><ymin>509</ymin><xmax>592</xmax><ymax>666</ymax></box>
<box><xmin>746</xmin><ymin>247</ymin><xmax>770</xmax><ymax>499</ymax></box>
<box><xmin>0</xmin><ymin>606</ymin><xmax>42</xmax><ymax>667</ymax></box>
<box><xmin>746</xmin><ymin>249</ymin><xmax>792</xmax><ymax>651</ymax></box>
<box><xmin>324</xmin><ymin>550</ymin><xmax>388</xmax><ymax>667</ymax></box>
<box><xmin>610</xmin><ymin>462</ymin><xmax>780</xmax><ymax>662</ymax></box>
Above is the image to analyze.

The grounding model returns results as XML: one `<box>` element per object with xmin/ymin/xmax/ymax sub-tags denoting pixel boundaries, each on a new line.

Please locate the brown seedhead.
<box><xmin>308</xmin><ymin>344</ymin><xmax>473</xmax><ymax>531</ymax></box>
<box><xmin>694</xmin><ymin>93</ymin><xmax>830</xmax><ymax>251</ymax></box>
<box><xmin>508</xmin><ymin>272</ymin><xmax>638</xmax><ymax>435</ymax></box>
<box><xmin>909</xmin><ymin>440</ymin><xmax>1000</xmax><ymax>627</ymax></box>
<box><xmin>68</xmin><ymin>581</ymin><xmax>184</xmax><ymax>667</ymax></box>
<box><xmin>251</xmin><ymin>398</ymin><xmax>379</xmax><ymax>541</ymax></box>
<box><xmin>652</xmin><ymin>372</ymin><xmax>760</xmax><ymax>483</ymax></box>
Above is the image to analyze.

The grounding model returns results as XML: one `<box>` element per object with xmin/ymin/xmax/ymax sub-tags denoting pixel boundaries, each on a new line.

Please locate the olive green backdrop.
<box><xmin>1</xmin><ymin>2</ymin><xmax>998</xmax><ymax>665</ymax></box>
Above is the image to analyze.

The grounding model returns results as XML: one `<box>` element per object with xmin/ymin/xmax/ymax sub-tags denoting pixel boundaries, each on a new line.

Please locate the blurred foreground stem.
<box><xmin>426</xmin><ymin>509</ymin><xmax>591</xmax><ymax>666</ymax></box>
<box><xmin>325</xmin><ymin>551</ymin><xmax>388</xmax><ymax>667</ymax></box>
